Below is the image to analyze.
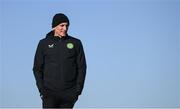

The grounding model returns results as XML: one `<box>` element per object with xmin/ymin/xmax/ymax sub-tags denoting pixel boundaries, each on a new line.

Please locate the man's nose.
<box><xmin>63</xmin><ymin>26</ymin><xmax>67</xmax><ymax>31</ymax></box>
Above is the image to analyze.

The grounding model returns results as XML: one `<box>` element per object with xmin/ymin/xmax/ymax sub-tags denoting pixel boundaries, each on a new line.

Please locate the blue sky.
<box><xmin>0</xmin><ymin>0</ymin><xmax>180</xmax><ymax>108</ymax></box>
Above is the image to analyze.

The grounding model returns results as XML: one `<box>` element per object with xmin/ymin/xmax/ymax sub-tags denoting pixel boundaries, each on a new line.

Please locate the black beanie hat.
<box><xmin>52</xmin><ymin>13</ymin><xmax>69</xmax><ymax>28</ymax></box>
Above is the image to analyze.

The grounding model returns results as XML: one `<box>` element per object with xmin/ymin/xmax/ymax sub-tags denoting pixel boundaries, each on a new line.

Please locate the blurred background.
<box><xmin>0</xmin><ymin>0</ymin><xmax>180</xmax><ymax>108</ymax></box>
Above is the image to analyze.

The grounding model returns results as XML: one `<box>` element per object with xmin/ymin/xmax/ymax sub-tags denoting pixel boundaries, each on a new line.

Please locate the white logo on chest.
<box><xmin>48</xmin><ymin>44</ymin><xmax>54</xmax><ymax>48</ymax></box>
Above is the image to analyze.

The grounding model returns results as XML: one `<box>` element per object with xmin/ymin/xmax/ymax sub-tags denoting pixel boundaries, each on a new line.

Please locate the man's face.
<box><xmin>54</xmin><ymin>22</ymin><xmax>69</xmax><ymax>37</ymax></box>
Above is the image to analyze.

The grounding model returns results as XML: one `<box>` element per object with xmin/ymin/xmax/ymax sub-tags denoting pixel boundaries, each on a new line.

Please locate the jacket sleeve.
<box><xmin>33</xmin><ymin>40</ymin><xmax>44</xmax><ymax>95</ymax></box>
<box><xmin>76</xmin><ymin>40</ymin><xmax>87</xmax><ymax>95</ymax></box>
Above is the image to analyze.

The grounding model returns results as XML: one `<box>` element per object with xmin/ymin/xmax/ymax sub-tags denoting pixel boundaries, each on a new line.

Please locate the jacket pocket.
<box><xmin>44</xmin><ymin>63</ymin><xmax>59</xmax><ymax>79</ymax></box>
<box><xmin>63</xmin><ymin>65</ymin><xmax>77</xmax><ymax>82</ymax></box>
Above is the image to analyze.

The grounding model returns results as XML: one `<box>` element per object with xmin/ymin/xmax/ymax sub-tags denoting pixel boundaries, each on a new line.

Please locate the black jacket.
<box><xmin>33</xmin><ymin>31</ymin><xmax>86</xmax><ymax>96</ymax></box>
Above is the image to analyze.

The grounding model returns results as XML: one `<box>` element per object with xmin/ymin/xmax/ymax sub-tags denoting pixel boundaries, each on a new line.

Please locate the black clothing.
<box><xmin>33</xmin><ymin>30</ymin><xmax>87</xmax><ymax>100</ymax></box>
<box><xmin>42</xmin><ymin>91</ymin><xmax>78</xmax><ymax>108</ymax></box>
<box><xmin>52</xmin><ymin>13</ymin><xmax>70</xmax><ymax>28</ymax></box>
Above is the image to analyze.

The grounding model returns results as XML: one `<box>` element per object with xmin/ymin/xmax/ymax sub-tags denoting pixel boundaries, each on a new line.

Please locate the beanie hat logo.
<box><xmin>52</xmin><ymin>13</ymin><xmax>69</xmax><ymax>28</ymax></box>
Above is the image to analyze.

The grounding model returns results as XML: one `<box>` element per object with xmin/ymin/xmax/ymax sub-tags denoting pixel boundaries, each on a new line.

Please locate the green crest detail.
<box><xmin>67</xmin><ymin>43</ymin><xmax>74</xmax><ymax>49</ymax></box>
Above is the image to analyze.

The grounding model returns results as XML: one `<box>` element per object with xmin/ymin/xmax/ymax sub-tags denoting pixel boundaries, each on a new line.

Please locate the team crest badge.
<box><xmin>67</xmin><ymin>43</ymin><xmax>74</xmax><ymax>49</ymax></box>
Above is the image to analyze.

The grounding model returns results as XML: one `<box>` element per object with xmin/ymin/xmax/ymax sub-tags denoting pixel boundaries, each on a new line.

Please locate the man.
<box><xmin>33</xmin><ymin>13</ymin><xmax>87</xmax><ymax>108</ymax></box>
